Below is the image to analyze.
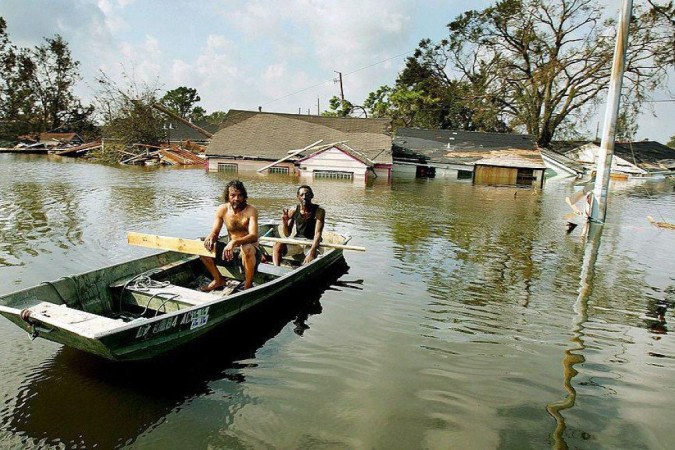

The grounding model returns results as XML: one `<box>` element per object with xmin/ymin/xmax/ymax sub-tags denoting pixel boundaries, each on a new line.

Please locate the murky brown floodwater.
<box><xmin>0</xmin><ymin>153</ymin><xmax>673</xmax><ymax>449</ymax></box>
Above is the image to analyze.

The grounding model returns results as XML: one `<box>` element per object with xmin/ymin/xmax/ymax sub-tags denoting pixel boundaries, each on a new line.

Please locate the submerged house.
<box><xmin>206</xmin><ymin>110</ymin><xmax>393</xmax><ymax>181</ymax></box>
<box><xmin>160</xmin><ymin>120</ymin><xmax>219</xmax><ymax>147</ymax></box>
<box><xmin>393</xmin><ymin>128</ymin><xmax>546</xmax><ymax>188</ymax></box>
<box><xmin>551</xmin><ymin>140</ymin><xmax>675</xmax><ymax>177</ymax></box>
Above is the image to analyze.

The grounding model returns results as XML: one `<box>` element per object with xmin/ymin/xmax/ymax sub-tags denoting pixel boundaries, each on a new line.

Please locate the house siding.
<box><xmin>473</xmin><ymin>165</ymin><xmax>545</xmax><ymax>187</ymax></box>
<box><xmin>298</xmin><ymin>147</ymin><xmax>369</xmax><ymax>178</ymax></box>
<box><xmin>206</xmin><ymin>158</ymin><xmax>299</xmax><ymax>174</ymax></box>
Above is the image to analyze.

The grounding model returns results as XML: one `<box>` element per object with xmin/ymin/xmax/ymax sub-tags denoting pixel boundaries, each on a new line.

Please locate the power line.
<box><xmin>344</xmin><ymin>51</ymin><xmax>413</xmax><ymax>76</ymax></box>
<box><xmin>260</xmin><ymin>51</ymin><xmax>413</xmax><ymax>108</ymax></box>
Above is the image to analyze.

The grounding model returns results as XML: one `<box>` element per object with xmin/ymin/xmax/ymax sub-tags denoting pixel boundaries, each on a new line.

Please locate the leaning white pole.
<box><xmin>257</xmin><ymin>139</ymin><xmax>323</xmax><ymax>173</ymax></box>
<box><xmin>590</xmin><ymin>0</ymin><xmax>633</xmax><ymax>223</ymax></box>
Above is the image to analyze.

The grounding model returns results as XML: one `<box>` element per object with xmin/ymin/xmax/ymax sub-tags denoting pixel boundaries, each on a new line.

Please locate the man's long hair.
<box><xmin>224</xmin><ymin>179</ymin><xmax>248</xmax><ymax>201</ymax></box>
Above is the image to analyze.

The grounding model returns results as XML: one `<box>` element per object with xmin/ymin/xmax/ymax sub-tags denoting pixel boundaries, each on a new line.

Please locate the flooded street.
<box><xmin>0</xmin><ymin>153</ymin><xmax>674</xmax><ymax>449</ymax></box>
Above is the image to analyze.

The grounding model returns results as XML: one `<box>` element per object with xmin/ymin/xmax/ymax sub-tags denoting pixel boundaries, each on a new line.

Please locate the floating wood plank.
<box><xmin>647</xmin><ymin>216</ymin><xmax>675</xmax><ymax>230</ymax></box>
<box><xmin>54</xmin><ymin>141</ymin><xmax>102</xmax><ymax>156</ymax></box>
<box><xmin>128</xmin><ymin>232</ymin><xmax>215</xmax><ymax>257</ymax></box>
<box><xmin>257</xmin><ymin>139</ymin><xmax>323</xmax><ymax>173</ymax></box>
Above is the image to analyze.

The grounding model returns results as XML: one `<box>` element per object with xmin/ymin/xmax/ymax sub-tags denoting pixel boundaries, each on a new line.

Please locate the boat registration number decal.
<box><xmin>134</xmin><ymin>307</ymin><xmax>210</xmax><ymax>339</ymax></box>
<box><xmin>182</xmin><ymin>307</ymin><xmax>210</xmax><ymax>330</ymax></box>
<box><xmin>135</xmin><ymin>315</ymin><xmax>179</xmax><ymax>338</ymax></box>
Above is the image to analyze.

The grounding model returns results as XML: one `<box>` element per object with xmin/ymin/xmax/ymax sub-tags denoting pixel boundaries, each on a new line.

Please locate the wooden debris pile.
<box><xmin>118</xmin><ymin>143</ymin><xmax>204</xmax><ymax>166</ymax></box>
<box><xmin>160</xmin><ymin>147</ymin><xmax>204</xmax><ymax>165</ymax></box>
<box><xmin>53</xmin><ymin>141</ymin><xmax>102</xmax><ymax>156</ymax></box>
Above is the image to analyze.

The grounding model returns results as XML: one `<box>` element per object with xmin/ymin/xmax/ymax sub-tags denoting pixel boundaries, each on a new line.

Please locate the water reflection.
<box><xmin>546</xmin><ymin>223</ymin><xmax>601</xmax><ymax>449</ymax></box>
<box><xmin>0</xmin><ymin>182</ymin><xmax>84</xmax><ymax>267</ymax></box>
<box><xmin>1</xmin><ymin>155</ymin><xmax>673</xmax><ymax>447</ymax></box>
<box><xmin>1</xmin><ymin>261</ymin><xmax>348</xmax><ymax>448</ymax></box>
<box><xmin>385</xmin><ymin>182</ymin><xmax>546</xmax><ymax>315</ymax></box>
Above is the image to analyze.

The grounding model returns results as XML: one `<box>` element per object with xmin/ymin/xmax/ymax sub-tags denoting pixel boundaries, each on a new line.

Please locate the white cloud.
<box><xmin>263</xmin><ymin>64</ymin><xmax>286</xmax><ymax>80</ymax></box>
<box><xmin>0</xmin><ymin>0</ymin><xmax>671</xmax><ymax>141</ymax></box>
<box><xmin>96</xmin><ymin>0</ymin><xmax>129</xmax><ymax>32</ymax></box>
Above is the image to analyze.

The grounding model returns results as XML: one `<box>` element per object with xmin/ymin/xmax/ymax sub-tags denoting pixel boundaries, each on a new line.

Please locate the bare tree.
<box><xmin>93</xmin><ymin>69</ymin><xmax>164</xmax><ymax>146</ymax></box>
<box><xmin>413</xmin><ymin>0</ymin><xmax>672</xmax><ymax>146</ymax></box>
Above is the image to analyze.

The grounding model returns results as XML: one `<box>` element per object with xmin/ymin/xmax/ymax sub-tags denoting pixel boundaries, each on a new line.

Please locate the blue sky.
<box><xmin>1</xmin><ymin>0</ymin><xmax>672</xmax><ymax>143</ymax></box>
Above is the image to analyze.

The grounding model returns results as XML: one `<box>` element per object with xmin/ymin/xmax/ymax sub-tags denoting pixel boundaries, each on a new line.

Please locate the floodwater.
<box><xmin>0</xmin><ymin>153</ymin><xmax>674</xmax><ymax>449</ymax></box>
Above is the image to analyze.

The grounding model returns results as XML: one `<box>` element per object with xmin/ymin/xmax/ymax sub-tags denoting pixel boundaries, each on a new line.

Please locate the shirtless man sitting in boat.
<box><xmin>201</xmin><ymin>180</ymin><xmax>260</xmax><ymax>291</ymax></box>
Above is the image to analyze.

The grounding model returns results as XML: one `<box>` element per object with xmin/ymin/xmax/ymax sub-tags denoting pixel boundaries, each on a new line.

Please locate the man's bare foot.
<box><xmin>200</xmin><ymin>279</ymin><xmax>226</xmax><ymax>292</ymax></box>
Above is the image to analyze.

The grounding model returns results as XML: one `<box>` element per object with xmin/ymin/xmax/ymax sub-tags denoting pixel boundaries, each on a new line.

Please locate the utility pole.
<box><xmin>590</xmin><ymin>0</ymin><xmax>632</xmax><ymax>224</ymax></box>
<box><xmin>334</xmin><ymin>71</ymin><xmax>344</xmax><ymax>101</ymax></box>
<box><xmin>317</xmin><ymin>98</ymin><xmax>320</xmax><ymax>115</ymax></box>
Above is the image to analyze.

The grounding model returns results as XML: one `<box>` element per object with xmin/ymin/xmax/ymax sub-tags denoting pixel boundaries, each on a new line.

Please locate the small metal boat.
<box><xmin>0</xmin><ymin>223</ymin><xmax>351</xmax><ymax>361</ymax></box>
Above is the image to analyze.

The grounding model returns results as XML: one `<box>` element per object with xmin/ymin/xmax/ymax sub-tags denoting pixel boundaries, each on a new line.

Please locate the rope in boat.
<box><xmin>123</xmin><ymin>269</ymin><xmax>171</xmax><ymax>292</ymax></box>
<box><xmin>140</xmin><ymin>293</ymin><xmax>181</xmax><ymax>317</ymax></box>
<box><xmin>119</xmin><ymin>269</ymin><xmax>171</xmax><ymax>313</ymax></box>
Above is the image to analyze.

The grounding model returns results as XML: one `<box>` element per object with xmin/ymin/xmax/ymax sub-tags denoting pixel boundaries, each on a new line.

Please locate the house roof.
<box><xmin>394</xmin><ymin>128</ymin><xmax>544</xmax><ymax>168</ymax></box>
<box><xmin>539</xmin><ymin>148</ymin><xmax>586</xmax><ymax>175</ymax></box>
<box><xmin>165</xmin><ymin>120</ymin><xmax>219</xmax><ymax>142</ymax></box>
<box><xmin>613</xmin><ymin>141</ymin><xmax>675</xmax><ymax>168</ymax></box>
<box><xmin>207</xmin><ymin>110</ymin><xmax>392</xmax><ymax>164</ymax></box>
<box><xmin>39</xmin><ymin>132</ymin><xmax>82</xmax><ymax>142</ymax></box>
<box><xmin>552</xmin><ymin>140</ymin><xmax>675</xmax><ymax>171</ymax></box>
<box><xmin>18</xmin><ymin>134</ymin><xmax>39</xmax><ymax>142</ymax></box>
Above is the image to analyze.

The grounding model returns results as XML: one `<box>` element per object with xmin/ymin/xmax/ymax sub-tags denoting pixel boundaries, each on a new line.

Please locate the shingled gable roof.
<box><xmin>170</xmin><ymin>120</ymin><xmax>219</xmax><ymax>141</ymax></box>
<box><xmin>207</xmin><ymin>110</ymin><xmax>392</xmax><ymax>164</ymax></box>
<box><xmin>551</xmin><ymin>140</ymin><xmax>675</xmax><ymax>171</ymax></box>
<box><xmin>393</xmin><ymin>127</ymin><xmax>544</xmax><ymax>168</ymax></box>
<box><xmin>613</xmin><ymin>141</ymin><xmax>675</xmax><ymax>168</ymax></box>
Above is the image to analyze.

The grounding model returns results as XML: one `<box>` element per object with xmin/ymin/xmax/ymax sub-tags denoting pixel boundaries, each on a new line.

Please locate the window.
<box><xmin>416</xmin><ymin>166</ymin><xmax>436</xmax><ymax>178</ymax></box>
<box><xmin>217</xmin><ymin>163</ymin><xmax>237</xmax><ymax>173</ymax></box>
<box><xmin>516</xmin><ymin>168</ymin><xmax>535</xmax><ymax>185</ymax></box>
<box><xmin>314</xmin><ymin>170</ymin><xmax>353</xmax><ymax>180</ymax></box>
<box><xmin>457</xmin><ymin>170</ymin><xmax>472</xmax><ymax>180</ymax></box>
<box><xmin>268</xmin><ymin>166</ymin><xmax>289</xmax><ymax>174</ymax></box>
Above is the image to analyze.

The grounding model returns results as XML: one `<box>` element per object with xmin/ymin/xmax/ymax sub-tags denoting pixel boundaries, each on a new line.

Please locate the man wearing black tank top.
<box><xmin>273</xmin><ymin>185</ymin><xmax>325</xmax><ymax>266</ymax></box>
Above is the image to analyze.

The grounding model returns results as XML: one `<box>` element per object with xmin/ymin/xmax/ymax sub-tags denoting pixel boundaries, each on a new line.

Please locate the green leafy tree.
<box><xmin>203</xmin><ymin>110</ymin><xmax>228</xmax><ymax>125</ymax></box>
<box><xmin>160</xmin><ymin>86</ymin><xmax>202</xmax><ymax>120</ymax></box>
<box><xmin>322</xmin><ymin>96</ymin><xmax>368</xmax><ymax>118</ymax></box>
<box><xmin>1</xmin><ymin>20</ymin><xmax>93</xmax><ymax>139</ymax></box>
<box><xmin>322</xmin><ymin>96</ymin><xmax>353</xmax><ymax>117</ymax></box>
<box><xmin>0</xmin><ymin>17</ymin><xmax>37</xmax><ymax>140</ymax></box>
<box><xmin>191</xmin><ymin>106</ymin><xmax>206</xmax><ymax>121</ymax></box>
<box><xmin>667</xmin><ymin>135</ymin><xmax>675</xmax><ymax>148</ymax></box>
<box><xmin>29</xmin><ymin>35</ymin><xmax>84</xmax><ymax>132</ymax></box>
<box><xmin>398</xmin><ymin>0</ymin><xmax>671</xmax><ymax>146</ymax></box>
<box><xmin>365</xmin><ymin>74</ymin><xmax>509</xmax><ymax>131</ymax></box>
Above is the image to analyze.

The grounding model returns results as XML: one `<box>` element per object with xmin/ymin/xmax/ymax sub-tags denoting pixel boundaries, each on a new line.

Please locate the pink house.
<box><xmin>205</xmin><ymin>110</ymin><xmax>392</xmax><ymax>182</ymax></box>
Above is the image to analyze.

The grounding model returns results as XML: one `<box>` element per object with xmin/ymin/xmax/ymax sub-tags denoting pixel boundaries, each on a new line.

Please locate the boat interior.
<box><xmin>0</xmin><ymin>224</ymin><xmax>342</xmax><ymax>334</ymax></box>
<box><xmin>109</xmin><ymin>247</ymin><xmax>300</xmax><ymax>321</ymax></box>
